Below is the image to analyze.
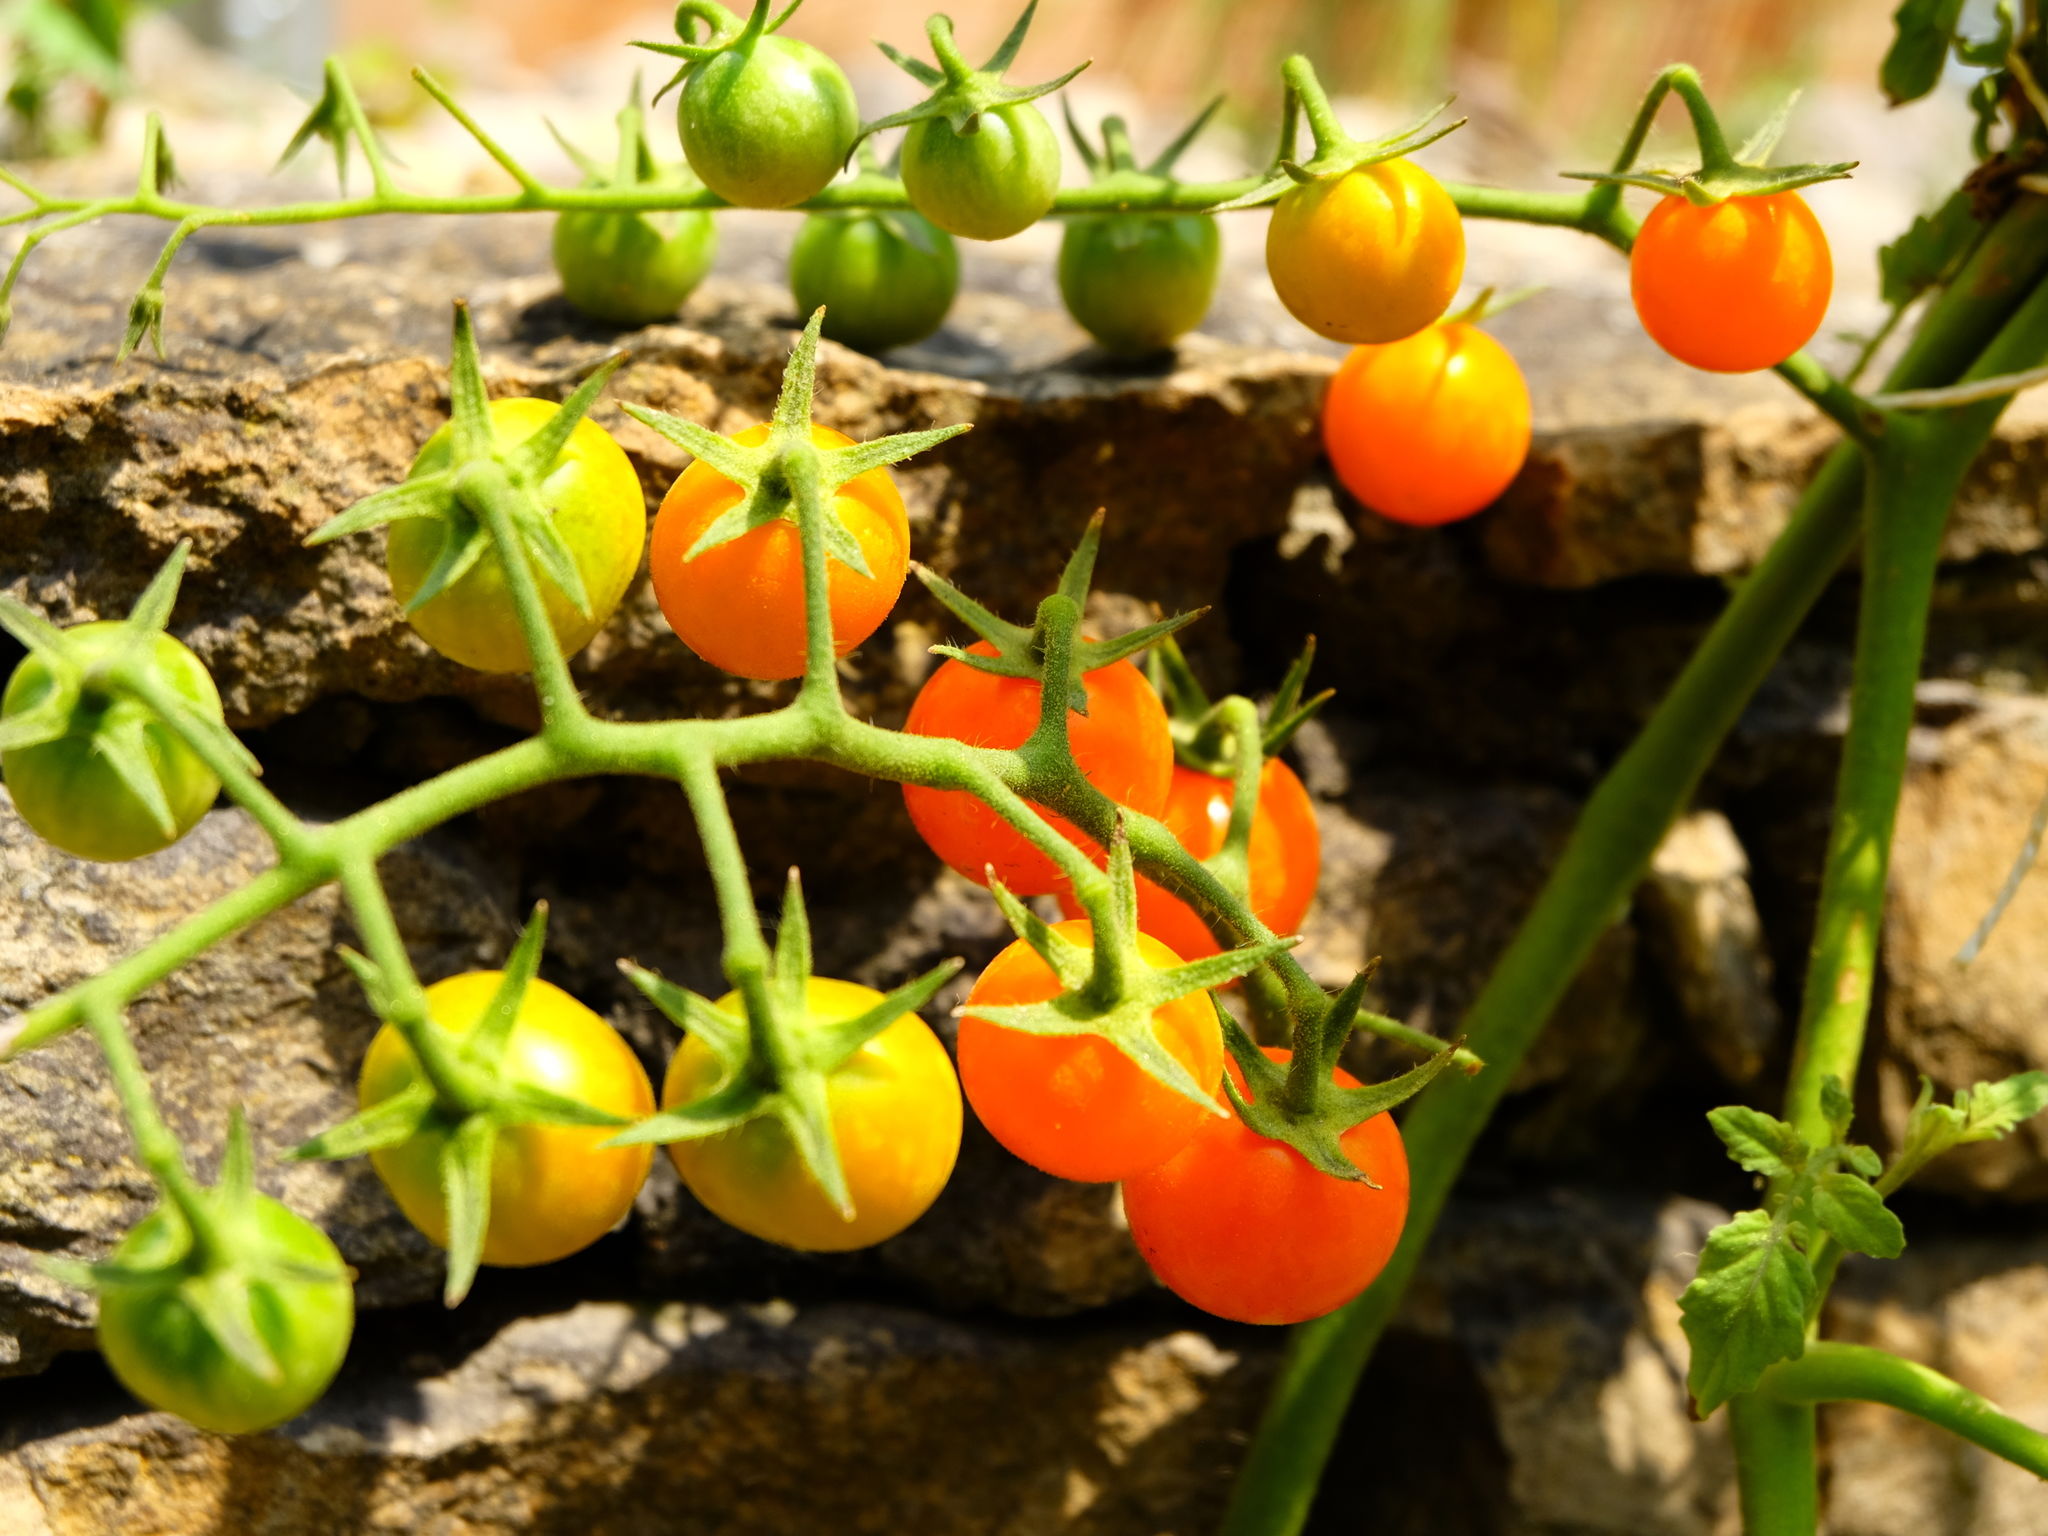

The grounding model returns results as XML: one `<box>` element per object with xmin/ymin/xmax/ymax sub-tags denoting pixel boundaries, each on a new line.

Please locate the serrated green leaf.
<box><xmin>1879</xmin><ymin>187</ymin><xmax>1978</xmax><ymax>308</ymax></box>
<box><xmin>1841</xmin><ymin>1143</ymin><xmax>1883</xmax><ymax>1179</ymax></box>
<box><xmin>1679</xmin><ymin>1208</ymin><xmax>1817</xmax><ymax>1415</ymax></box>
<box><xmin>1811</xmin><ymin>1172</ymin><xmax>1905</xmax><ymax>1258</ymax></box>
<box><xmin>1880</xmin><ymin>0</ymin><xmax>1965</xmax><ymax>104</ymax></box>
<box><xmin>1958</xmin><ymin>1071</ymin><xmax>2048</xmax><ymax>1140</ymax></box>
<box><xmin>1707</xmin><ymin>1105</ymin><xmax>1803</xmax><ymax>1178</ymax></box>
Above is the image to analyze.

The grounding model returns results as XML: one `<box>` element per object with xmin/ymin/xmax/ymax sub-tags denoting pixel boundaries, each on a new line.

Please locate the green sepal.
<box><xmin>438</xmin><ymin>1113</ymin><xmax>497</xmax><ymax>1306</ymax></box>
<box><xmin>277</xmin><ymin>58</ymin><xmax>384</xmax><ymax>192</ymax></box>
<box><xmin>497</xmin><ymin>1081</ymin><xmax>634</xmax><ymax>1130</ymax></box>
<box><xmin>1208</xmin><ymin>78</ymin><xmax>1463</xmax><ymax>214</ymax></box>
<box><xmin>863</xmin><ymin>3</ymin><xmax>1088</xmax><ymax>143</ymax></box>
<box><xmin>94</xmin><ymin>713</ymin><xmax>180</xmax><ymax>840</ymax></box>
<box><xmin>289</xmin><ymin>1081</ymin><xmax>439</xmax><ymax>1161</ymax></box>
<box><xmin>179</xmin><ymin>1266</ymin><xmax>285</xmax><ymax>1384</ymax></box>
<box><xmin>803</xmin><ymin>957</ymin><xmax>962</xmax><ymax>1069</ymax></box>
<box><xmin>117</xmin><ymin>284</ymin><xmax>165</xmax><ymax>363</ymax></box>
<box><xmin>467</xmin><ymin>902</ymin><xmax>548</xmax><ymax>1066</ymax></box>
<box><xmin>621</xmin><ymin>960</ymin><xmax>747</xmax><ymax>1071</ymax></box>
<box><xmin>1060</xmin><ymin>97</ymin><xmax>1222</xmax><ymax>205</ymax></box>
<box><xmin>1147</xmin><ymin>632</ymin><xmax>1330</xmax><ymax>777</ymax></box>
<box><xmin>0</xmin><ymin>589</ymin><xmax>78</xmax><ymax>665</ymax></box>
<box><xmin>1561</xmin><ymin>84</ymin><xmax>1854</xmax><ymax>205</ymax></box>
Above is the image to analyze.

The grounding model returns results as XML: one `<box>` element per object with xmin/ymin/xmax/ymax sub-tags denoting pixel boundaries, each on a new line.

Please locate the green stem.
<box><xmin>1729</xmin><ymin>1395</ymin><xmax>1819</xmax><ymax>1535</ymax></box>
<box><xmin>1666</xmin><ymin>65</ymin><xmax>1735</xmax><ymax>170</ymax></box>
<box><xmin>1278</xmin><ymin>56</ymin><xmax>1349</xmax><ymax>156</ymax></box>
<box><xmin>674</xmin><ymin>750</ymin><xmax>786</xmax><ymax>1081</ymax></box>
<box><xmin>412</xmin><ymin>69</ymin><xmax>546</xmax><ymax>198</ymax></box>
<box><xmin>1759</xmin><ymin>1342</ymin><xmax>2048</xmax><ymax>1478</ymax></box>
<box><xmin>786</xmin><ymin>443</ymin><xmax>843</xmax><ymax>713</ymax></box>
<box><xmin>452</xmin><ymin>460</ymin><xmax>590</xmax><ymax>739</ymax></box>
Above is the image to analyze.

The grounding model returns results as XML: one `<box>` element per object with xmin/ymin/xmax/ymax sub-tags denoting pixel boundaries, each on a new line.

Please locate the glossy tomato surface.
<box><xmin>958</xmin><ymin>920</ymin><xmax>1223</xmax><ymax>1182</ymax></box>
<box><xmin>1630</xmin><ymin>191</ymin><xmax>1831</xmax><ymax>373</ymax></box>
<box><xmin>789</xmin><ymin>208</ymin><xmax>959</xmax><ymax>354</ymax></box>
<box><xmin>663</xmin><ymin>977</ymin><xmax>962</xmax><ymax>1251</ymax></box>
<box><xmin>901</xmin><ymin>103</ymin><xmax>1062</xmax><ymax>241</ymax></box>
<box><xmin>553</xmin><ymin>189</ymin><xmax>718</xmax><ymax>327</ymax></box>
<box><xmin>1266</xmin><ymin>157</ymin><xmax>1464</xmax><ymax>345</ymax></box>
<box><xmin>1057</xmin><ymin>213</ymin><xmax>1221</xmax><ymax>355</ymax></box>
<box><xmin>901</xmin><ymin>645</ymin><xmax>1174</xmax><ymax>895</ymax></box>
<box><xmin>677</xmin><ymin>35</ymin><xmax>859</xmax><ymax>209</ymax></box>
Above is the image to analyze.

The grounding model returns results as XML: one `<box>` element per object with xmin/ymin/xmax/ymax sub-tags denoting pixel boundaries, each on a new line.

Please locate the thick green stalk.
<box><xmin>1730</xmin><ymin>1395</ymin><xmax>1821</xmax><ymax>1534</ymax></box>
<box><xmin>1758</xmin><ymin>1342</ymin><xmax>2048</xmax><ymax>1478</ymax></box>
<box><xmin>1219</xmin><ymin>192</ymin><xmax>2048</xmax><ymax>1536</ymax></box>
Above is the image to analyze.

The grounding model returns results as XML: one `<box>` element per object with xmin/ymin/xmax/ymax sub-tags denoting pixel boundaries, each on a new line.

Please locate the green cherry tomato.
<box><xmin>96</xmin><ymin>1197</ymin><xmax>355</xmax><ymax>1435</ymax></box>
<box><xmin>788</xmin><ymin>208</ymin><xmax>959</xmax><ymax>353</ymax></box>
<box><xmin>1058</xmin><ymin>213</ymin><xmax>1221</xmax><ymax>355</ymax></box>
<box><xmin>900</xmin><ymin>103</ymin><xmax>1062</xmax><ymax>241</ymax></box>
<box><xmin>1</xmin><ymin>622</ymin><xmax>223</xmax><ymax>862</ymax></box>
<box><xmin>552</xmin><ymin>183</ymin><xmax>718</xmax><ymax>328</ymax></box>
<box><xmin>678</xmin><ymin>36</ymin><xmax>859</xmax><ymax>209</ymax></box>
<box><xmin>387</xmin><ymin>398</ymin><xmax>647</xmax><ymax>675</ymax></box>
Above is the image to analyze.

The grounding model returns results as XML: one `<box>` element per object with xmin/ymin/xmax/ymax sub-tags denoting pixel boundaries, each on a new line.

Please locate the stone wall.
<box><xmin>2</xmin><ymin>212</ymin><xmax>2046</xmax><ymax>1534</ymax></box>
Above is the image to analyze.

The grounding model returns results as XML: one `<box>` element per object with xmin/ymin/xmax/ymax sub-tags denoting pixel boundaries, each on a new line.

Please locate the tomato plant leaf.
<box><xmin>1889</xmin><ymin>1070</ymin><xmax>2048</xmax><ymax>1190</ymax></box>
<box><xmin>1707</xmin><ymin>1105</ymin><xmax>1804</xmax><ymax>1178</ymax></box>
<box><xmin>289</xmin><ymin>1081</ymin><xmax>438</xmax><ymax>1161</ymax></box>
<box><xmin>1879</xmin><ymin>187</ymin><xmax>1979</xmax><ymax>308</ymax></box>
<box><xmin>1820</xmin><ymin>1074</ymin><xmax>1856</xmax><ymax>1141</ymax></box>
<box><xmin>1679</xmin><ymin>1208</ymin><xmax>1817</xmax><ymax>1415</ymax></box>
<box><xmin>1811</xmin><ymin>1172</ymin><xmax>1906</xmax><ymax>1258</ymax></box>
<box><xmin>1880</xmin><ymin>0</ymin><xmax>1966</xmax><ymax>105</ymax></box>
<box><xmin>1953</xmin><ymin>0</ymin><xmax>2015</xmax><ymax>68</ymax></box>
<box><xmin>438</xmin><ymin>1114</ymin><xmax>497</xmax><ymax>1306</ymax></box>
<box><xmin>1841</xmin><ymin>1143</ymin><xmax>1883</xmax><ymax>1178</ymax></box>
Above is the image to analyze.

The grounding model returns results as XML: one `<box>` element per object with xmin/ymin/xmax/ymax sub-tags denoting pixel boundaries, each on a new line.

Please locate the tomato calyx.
<box><xmin>306</xmin><ymin>303</ymin><xmax>624</xmax><ymax>636</ymax></box>
<box><xmin>1564</xmin><ymin>67</ymin><xmax>1855</xmax><ymax>207</ymax></box>
<box><xmin>1213</xmin><ymin>55</ymin><xmax>1465</xmax><ymax>214</ymax></box>
<box><xmin>50</xmin><ymin>1110</ymin><xmax>350</xmax><ymax>1389</ymax></box>
<box><xmin>1062</xmin><ymin>96</ymin><xmax>1220</xmax><ymax>208</ymax></box>
<box><xmin>634</xmin><ymin>0</ymin><xmax>798</xmax><ymax>105</ymax></box>
<box><xmin>861</xmin><ymin>1</ymin><xmax>1087</xmax><ymax>144</ymax></box>
<box><xmin>965</xmin><ymin>820</ymin><xmax>1292</xmax><ymax>1113</ymax></box>
<box><xmin>609</xmin><ymin>868</ymin><xmax>963</xmax><ymax>1219</ymax></box>
<box><xmin>550</xmin><ymin>71</ymin><xmax>692</xmax><ymax>200</ymax></box>
<box><xmin>0</xmin><ymin>540</ymin><xmax>252</xmax><ymax>840</ymax></box>
<box><xmin>1220</xmin><ymin>970</ymin><xmax>1462</xmax><ymax>1184</ymax></box>
<box><xmin>624</xmin><ymin>307</ymin><xmax>967</xmax><ymax>586</ymax></box>
<box><xmin>292</xmin><ymin>902</ymin><xmax>635</xmax><ymax>1305</ymax></box>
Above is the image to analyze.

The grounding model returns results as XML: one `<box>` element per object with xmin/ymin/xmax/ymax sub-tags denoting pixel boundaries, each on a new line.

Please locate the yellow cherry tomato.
<box><xmin>662</xmin><ymin>977</ymin><xmax>962</xmax><ymax>1251</ymax></box>
<box><xmin>360</xmin><ymin>972</ymin><xmax>655</xmax><ymax>1267</ymax></box>
<box><xmin>1265</xmin><ymin>157</ymin><xmax>1466</xmax><ymax>345</ymax></box>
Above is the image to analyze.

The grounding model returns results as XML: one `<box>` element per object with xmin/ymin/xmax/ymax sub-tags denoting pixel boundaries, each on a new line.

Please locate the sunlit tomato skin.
<box><xmin>1057</xmin><ymin>758</ymin><xmax>1320</xmax><ymax>962</ymax></box>
<box><xmin>901</xmin><ymin>103</ymin><xmax>1062</xmax><ymax>241</ymax></box>
<box><xmin>901</xmin><ymin>644</ymin><xmax>1174</xmax><ymax>895</ymax></box>
<box><xmin>1322</xmin><ymin>321</ymin><xmax>1533</xmax><ymax>526</ymax></box>
<box><xmin>958</xmin><ymin>920</ymin><xmax>1224</xmax><ymax>1182</ymax></box>
<box><xmin>1630</xmin><ymin>191</ymin><xmax>1832</xmax><ymax>373</ymax></box>
<box><xmin>678</xmin><ymin>35</ymin><xmax>859</xmax><ymax>209</ymax></box>
<box><xmin>663</xmin><ymin>977</ymin><xmax>962</xmax><ymax>1251</ymax></box>
<box><xmin>1</xmin><ymin>623</ymin><xmax>224</xmax><ymax>863</ymax></box>
<box><xmin>1266</xmin><ymin>157</ymin><xmax>1464</xmax><ymax>345</ymax></box>
<box><xmin>1122</xmin><ymin>1048</ymin><xmax>1410</xmax><ymax>1325</ymax></box>
<box><xmin>1057</xmin><ymin>213</ymin><xmax>1221</xmax><ymax>355</ymax></box>
<box><xmin>360</xmin><ymin>973</ymin><xmax>656</xmax><ymax>1267</ymax></box>
<box><xmin>388</xmin><ymin>398</ymin><xmax>647</xmax><ymax>675</ymax></box>
<box><xmin>552</xmin><ymin>185</ymin><xmax>718</xmax><ymax>327</ymax></box>
<box><xmin>789</xmin><ymin>209</ymin><xmax>960</xmax><ymax>354</ymax></box>
<box><xmin>650</xmin><ymin>422</ymin><xmax>909</xmax><ymax>680</ymax></box>
<box><xmin>96</xmin><ymin>1196</ymin><xmax>354</xmax><ymax>1434</ymax></box>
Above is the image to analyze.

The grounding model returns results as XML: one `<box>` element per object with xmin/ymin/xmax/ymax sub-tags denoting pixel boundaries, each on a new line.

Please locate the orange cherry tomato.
<box><xmin>1121</xmin><ymin>1047</ymin><xmax>1410</xmax><ymax>1325</ymax></box>
<box><xmin>1322</xmin><ymin>321</ymin><xmax>1533</xmax><ymax>526</ymax></box>
<box><xmin>1265</xmin><ymin>157</ymin><xmax>1465</xmax><ymax>345</ymax></box>
<box><xmin>1057</xmin><ymin>758</ymin><xmax>1320</xmax><ymax>961</ymax></box>
<box><xmin>901</xmin><ymin>644</ymin><xmax>1175</xmax><ymax>896</ymax></box>
<box><xmin>650</xmin><ymin>422</ymin><xmax>910</xmax><ymax>680</ymax></box>
<box><xmin>957</xmin><ymin>919</ymin><xmax>1224</xmax><ymax>1182</ymax></box>
<box><xmin>1630</xmin><ymin>191</ymin><xmax>1832</xmax><ymax>374</ymax></box>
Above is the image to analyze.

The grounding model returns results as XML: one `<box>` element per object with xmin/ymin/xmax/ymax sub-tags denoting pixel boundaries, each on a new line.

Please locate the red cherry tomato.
<box><xmin>958</xmin><ymin>919</ymin><xmax>1223</xmax><ymax>1182</ymax></box>
<box><xmin>1630</xmin><ymin>191</ymin><xmax>1832</xmax><ymax>374</ymax></box>
<box><xmin>1121</xmin><ymin>1047</ymin><xmax>1410</xmax><ymax>1325</ymax></box>
<box><xmin>1057</xmin><ymin>757</ymin><xmax>1319</xmax><ymax>961</ymax></box>
<box><xmin>901</xmin><ymin>644</ymin><xmax>1174</xmax><ymax>896</ymax></box>
<box><xmin>1322</xmin><ymin>321</ymin><xmax>1533</xmax><ymax>527</ymax></box>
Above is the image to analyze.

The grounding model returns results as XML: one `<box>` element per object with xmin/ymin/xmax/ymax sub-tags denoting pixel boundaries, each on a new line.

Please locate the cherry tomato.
<box><xmin>901</xmin><ymin>104</ymin><xmax>1063</xmax><ymax>241</ymax></box>
<box><xmin>1321</xmin><ymin>321</ymin><xmax>1532</xmax><ymax>526</ymax></box>
<box><xmin>1</xmin><ymin>622</ymin><xmax>223</xmax><ymax>863</ymax></box>
<box><xmin>663</xmin><ymin>977</ymin><xmax>962</xmax><ymax>1250</ymax></box>
<box><xmin>388</xmin><ymin>398</ymin><xmax>647</xmax><ymax>675</ymax></box>
<box><xmin>789</xmin><ymin>209</ymin><xmax>959</xmax><ymax>354</ymax></box>
<box><xmin>1056</xmin><ymin>757</ymin><xmax>1319</xmax><ymax>962</ymax></box>
<box><xmin>901</xmin><ymin>643</ymin><xmax>1174</xmax><ymax>895</ymax></box>
<box><xmin>360</xmin><ymin>972</ymin><xmax>656</xmax><ymax>1267</ymax></box>
<box><xmin>1058</xmin><ymin>213</ymin><xmax>1221</xmax><ymax>355</ymax></box>
<box><xmin>552</xmin><ymin>180</ymin><xmax>718</xmax><ymax>327</ymax></box>
<box><xmin>1121</xmin><ymin>1048</ymin><xmax>1410</xmax><ymax>1324</ymax></box>
<box><xmin>1266</xmin><ymin>157</ymin><xmax>1465</xmax><ymax>345</ymax></box>
<box><xmin>1630</xmin><ymin>191</ymin><xmax>1832</xmax><ymax>373</ymax></box>
<box><xmin>650</xmin><ymin>422</ymin><xmax>909</xmax><ymax>680</ymax></box>
<box><xmin>96</xmin><ymin>1196</ymin><xmax>354</xmax><ymax>1434</ymax></box>
<box><xmin>958</xmin><ymin>919</ymin><xmax>1223</xmax><ymax>1182</ymax></box>
<box><xmin>677</xmin><ymin>33</ymin><xmax>859</xmax><ymax>209</ymax></box>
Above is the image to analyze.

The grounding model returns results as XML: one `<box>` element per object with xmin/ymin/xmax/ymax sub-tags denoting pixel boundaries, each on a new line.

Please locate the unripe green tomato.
<box><xmin>1</xmin><ymin>622</ymin><xmax>223</xmax><ymax>862</ymax></box>
<box><xmin>788</xmin><ymin>208</ymin><xmax>959</xmax><ymax>353</ymax></box>
<box><xmin>552</xmin><ymin>192</ymin><xmax>718</xmax><ymax>327</ymax></box>
<box><xmin>678</xmin><ymin>37</ymin><xmax>859</xmax><ymax>209</ymax></box>
<box><xmin>1058</xmin><ymin>213</ymin><xmax>1221</xmax><ymax>355</ymax></box>
<box><xmin>900</xmin><ymin>102</ymin><xmax>1062</xmax><ymax>241</ymax></box>
<box><xmin>96</xmin><ymin>1196</ymin><xmax>355</xmax><ymax>1435</ymax></box>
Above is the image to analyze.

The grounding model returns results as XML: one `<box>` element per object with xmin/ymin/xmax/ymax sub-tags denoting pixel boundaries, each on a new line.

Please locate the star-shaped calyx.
<box><xmin>963</xmin><ymin>818</ymin><xmax>1297</xmax><ymax>1112</ymax></box>
<box><xmin>303</xmin><ymin>302</ymin><xmax>621</xmax><ymax>627</ymax></box>
<box><xmin>862</xmin><ymin>1</ymin><xmax>1087</xmax><ymax>142</ymax></box>
<box><xmin>291</xmin><ymin>903</ymin><xmax>634</xmax><ymax>1305</ymax></box>
<box><xmin>621</xmin><ymin>308</ymin><xmax>968</xmax><ymax>585</ymax></box>
<box><xmin>606</xmin><ymin>869</ymin><xmax>962</xmax><ymax>1218</ymax></box>
<box><xmin>1062</xmin><ymin>95</ymin><xmax>1221</xmax><ymax>204</ymax></box>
